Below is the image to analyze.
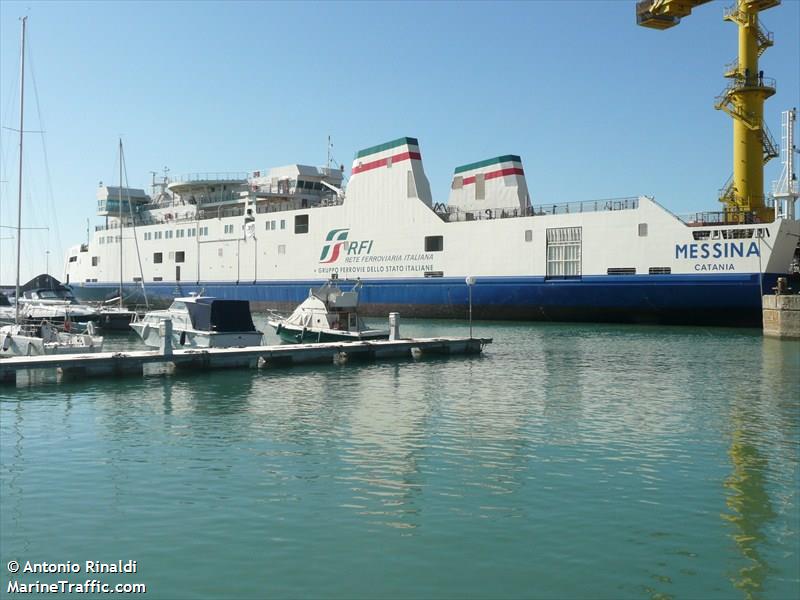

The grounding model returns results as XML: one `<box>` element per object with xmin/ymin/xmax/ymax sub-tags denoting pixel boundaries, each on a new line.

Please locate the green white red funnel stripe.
<box><xmin>453</xmin><ymin>155</ymin><xmax>524</xmax><ymax>185</ymax></box>
<box><xmin>352</xmin><ymin>137</ymin><xmax>422</xmax><ymax>175</ymax></box>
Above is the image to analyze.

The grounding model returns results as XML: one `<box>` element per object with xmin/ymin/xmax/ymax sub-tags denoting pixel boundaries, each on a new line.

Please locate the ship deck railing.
<box><xmin>436</xmin><ymin>197</ymin><xmax>640</xmax><ymax>222</ymax></box>
<box><xmin>169</xmin><ymin>172</ymin><xmax>249</xmax><ymax>185</ymax></box>
<box><xmin>677</xmin><ymin>209</ymin><xmax>766</xmax><ymax>226</ymax></box>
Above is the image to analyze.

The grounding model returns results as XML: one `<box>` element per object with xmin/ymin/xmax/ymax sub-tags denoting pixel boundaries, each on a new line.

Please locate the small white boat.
<box><xmin>1</xmin><ymin>322</ymin><xmax>103</xmax><ymax>357</ymax></box>
<box><xmin>268</xmin><ymin>281</ymin><xmax>389</xmax><ymax>344</ymax></box>
<box><xmin>130</xmin><ymin>295</ymin><xmax>263</xmax><ymax>348</ymax></box>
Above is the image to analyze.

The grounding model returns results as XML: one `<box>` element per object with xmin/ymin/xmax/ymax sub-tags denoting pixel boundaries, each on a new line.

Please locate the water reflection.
<box><xmin>720</xmin><ymin>337</ymin><xmax>800</xmax><ymax>599</ymax></box>
<box><xmin>339</xmin><ymin>363</ymin><xmax>431</xmax><ymax>531</ymax></box>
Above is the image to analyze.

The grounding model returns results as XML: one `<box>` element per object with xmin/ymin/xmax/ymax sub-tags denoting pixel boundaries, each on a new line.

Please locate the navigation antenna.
<box><xmin>771</xmin><ymin>108</ymin><xmax>798</xmax><ymax>220</ymax></box>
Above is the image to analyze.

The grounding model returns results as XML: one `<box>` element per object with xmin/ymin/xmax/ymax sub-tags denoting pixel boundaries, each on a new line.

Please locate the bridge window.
<box><xmin>425</xmin><ymin>235</ymin><xmax>444</xmax><ymax>252</ymax></box>
<box><xmin>546</xmin><ymin>227</ymin><xmax>582</xmax><ymax>278</ymax></box>
<box><xmin>295</xmin><ymin>214</ymin><xmax>309</xmax><ymax>234</ymax></box>
<box><xmin>68</xmin><ymin>256</ymin><xmax>77</xmax><ymax>263</ymax></box>
<box><xmin>722</xmin><ymin>228</ymin><xmax>754</xmax><ymax>239</ymax></box>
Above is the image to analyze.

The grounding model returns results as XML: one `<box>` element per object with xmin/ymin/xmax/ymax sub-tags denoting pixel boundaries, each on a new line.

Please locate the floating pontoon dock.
<box><xmin>0</xmin><ymin>336</ymin><xmax>491</xmax><ymax>387</ymax></box>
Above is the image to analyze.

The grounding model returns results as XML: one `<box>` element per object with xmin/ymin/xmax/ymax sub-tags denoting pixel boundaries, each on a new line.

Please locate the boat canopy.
<box><xmin>184</xmin><ymin>299</ymin><xmax>256</xmax><ymax>332</ymax></box>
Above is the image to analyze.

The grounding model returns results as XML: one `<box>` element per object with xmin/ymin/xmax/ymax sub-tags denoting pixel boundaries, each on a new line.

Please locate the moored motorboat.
<box><xmin>1</xmin><ymin>321</ymin><xmax>103</xmax><ymax>357</ymax></box>
<box><xmin>268</xmin><ymin>281</ymin><xmax>389</xmax><ymax>343</ymax></box>
<box><xmin>130</xmin><ymin>295</ymin><xmax>263</xmax><ymax>348</ymax></box>
<box><xmin>18</xmin><ymin>275</ymin><xmax>99</xmax><ymax>325</ymax></box>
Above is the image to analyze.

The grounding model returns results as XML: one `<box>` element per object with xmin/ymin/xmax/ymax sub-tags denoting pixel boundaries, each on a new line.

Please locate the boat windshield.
<box><xmin>32</xmin><ymin>289</ymin><xmax>74</xmax><ymax>301</ymax></box>
<box><xmin>169</xmin><ymin>301</ymin><xmax>187</xmax><ymax>312</ymax></box>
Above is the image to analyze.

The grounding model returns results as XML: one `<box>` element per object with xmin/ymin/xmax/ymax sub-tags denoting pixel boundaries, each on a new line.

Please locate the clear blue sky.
<box><xmin>1</xmin><ymin>0</ymin><xmax>798</xmax><ymax>283</ymax></box>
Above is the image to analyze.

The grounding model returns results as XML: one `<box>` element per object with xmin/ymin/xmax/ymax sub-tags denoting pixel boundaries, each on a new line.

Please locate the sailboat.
<box><xmin>0</xmin><ymin>17</ymin><xmax>103</xmax><ymax>357</ymax></box>
<box><xmin>95</xmin><ymin>139</ymin><xmax>142</xmax><ymax>331</ymax></box>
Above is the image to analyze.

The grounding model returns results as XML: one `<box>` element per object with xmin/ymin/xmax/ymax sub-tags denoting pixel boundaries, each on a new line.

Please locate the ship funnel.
<box><xmin>447</xmin><ymin>155</ymin><xmax>530</xmax><ymax>218</ymax></box>
<box><xmin>348</xmin><ymin>137</ymin><xmax>433</xmax><ymax>207</ymax></box>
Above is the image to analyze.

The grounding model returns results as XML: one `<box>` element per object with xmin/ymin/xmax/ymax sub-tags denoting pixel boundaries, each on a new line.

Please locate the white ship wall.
<box><xmin>63</xmin><ymin>139</ymin><xmax>800</xmax><ymax>289</ymax></box>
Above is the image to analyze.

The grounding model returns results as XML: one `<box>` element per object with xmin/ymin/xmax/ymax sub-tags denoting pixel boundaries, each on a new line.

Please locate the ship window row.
<box><xmin>98</xmin><ymin>235</ymin><xmax>119</xmax><ymax>244</ymax></box>
<box><xmin>266</xmin><ymin>219</ymin><xmax>286</xmax><ymax>231</ymax></box>
<box><xmin>152</xmin><ymin>251</ymin><xmax>187</xmax><ymax>263</ymax></box>
<box><xmin>142</xmin><ymin>227</ymin><xmax>207</xmax><ymax>241</ymax></box>
<box><xmin>691</xmin><ymin>228</ymin><xmax>770</xmax><ymax>241</ymax></box>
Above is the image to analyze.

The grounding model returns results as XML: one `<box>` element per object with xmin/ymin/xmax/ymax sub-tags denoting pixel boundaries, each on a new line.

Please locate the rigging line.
<box><xmin>121</xmin><ymin>142</ymin><xmax>149</xmax><ymax>309</ymax></box>
<box><xmin>26</xmin><ymin>31</ymin><xmax>62</xmax><ymax>267</ymax></box>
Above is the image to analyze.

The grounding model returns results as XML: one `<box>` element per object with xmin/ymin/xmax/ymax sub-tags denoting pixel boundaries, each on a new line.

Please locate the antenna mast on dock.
<box><xmin>636</xmin><ymin>0</ymin><xmax>781</xmax><ymax>223</ymax></box>
<box><xmin>771</xmin><ymin>108</ymin><xmax>798</xmax><ymax>220</ymax></box>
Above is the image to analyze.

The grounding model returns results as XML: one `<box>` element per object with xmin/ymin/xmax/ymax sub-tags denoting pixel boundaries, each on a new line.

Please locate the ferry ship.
<box><xmin>62</xmin><ymin>136</ymin><xmax>800</xmax><ymax>326</ymax></box>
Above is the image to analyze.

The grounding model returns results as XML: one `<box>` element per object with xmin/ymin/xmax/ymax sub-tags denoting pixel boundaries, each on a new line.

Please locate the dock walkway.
<box><xmin>0</xmin><ymin>336</ymin><xmax>492</xmax><ymax>387</ymax></box>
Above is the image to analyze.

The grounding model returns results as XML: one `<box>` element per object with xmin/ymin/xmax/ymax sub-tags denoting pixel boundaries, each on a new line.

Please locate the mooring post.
<box><xmin>159</xmin><ymin>319</ymin><xmax>173</xmax><ymax>356</ymax></box>
<box><xmin>389</xmin><ymin>312</ymin><xmax>400</xmax><ymax>340</ymax></box>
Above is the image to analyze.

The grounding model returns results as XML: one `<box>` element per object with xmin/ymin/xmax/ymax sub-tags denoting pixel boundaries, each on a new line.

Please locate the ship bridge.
<box><xmin>167</xmin><ymin>172</ymin><xmax>249</xmax><ymax>205</ymax></box>
<box><xmin>96</xmin><ymin>185</ymin><xmax>149</xmax><ymax>219</ymax></box>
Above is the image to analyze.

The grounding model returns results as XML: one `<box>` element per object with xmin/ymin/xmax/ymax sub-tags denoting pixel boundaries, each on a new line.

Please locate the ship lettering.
<box><xmin>694</xmin><ymin>263</ymin><xmax>735</xmax><ymax>271</ymax></box>
<box><xmin>675</xmin><ymin>242</ymin><xmax>759</xmax><ymax>260</ymax></box>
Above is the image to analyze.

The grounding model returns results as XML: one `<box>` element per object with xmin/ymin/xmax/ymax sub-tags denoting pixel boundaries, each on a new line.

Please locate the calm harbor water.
<box><xmin>1</xmin><ymin>318</ymin><xmax>799</xmax><ymax>599</ymax></box>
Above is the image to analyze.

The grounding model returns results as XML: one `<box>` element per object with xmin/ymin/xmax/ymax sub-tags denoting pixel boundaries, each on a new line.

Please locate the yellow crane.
<box><xmin>636</xmin><ymin>0</ymin><xmax>781</xmax><ymax>223</ymax></box>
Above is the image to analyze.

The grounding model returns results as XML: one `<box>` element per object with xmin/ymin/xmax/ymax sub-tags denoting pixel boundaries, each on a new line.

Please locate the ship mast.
<box><xmin>14</xmin><ymin>16</ymin><xmax>27</xmax><ymax>325</ymax></box>
<box><xmin>118</xmin><ymin>138</ymin><xmax>123</xmax><ymax>310</ymax></box>
<box><xmin>772</xmin><ymin>108</ymin><xmax>798</xmax><ymax>220</ymax></box>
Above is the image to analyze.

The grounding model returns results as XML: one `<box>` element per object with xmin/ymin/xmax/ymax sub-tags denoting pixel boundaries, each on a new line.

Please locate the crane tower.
<box><xmin>636</xmin><ymin>0</ymin><xmax>781</xmax><ymax>223</ymax></box>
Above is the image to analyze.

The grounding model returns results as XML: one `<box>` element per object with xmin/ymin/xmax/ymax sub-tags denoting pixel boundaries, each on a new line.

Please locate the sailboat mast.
<box><xmin>118</xmin><ymin>138</ymin><xmax>123</xmax><ymax>310</ymax></box>
<box><xmin>14</xmin><ymin>16</ymin><xmax>27</xmax><ymax>325</ymax></box>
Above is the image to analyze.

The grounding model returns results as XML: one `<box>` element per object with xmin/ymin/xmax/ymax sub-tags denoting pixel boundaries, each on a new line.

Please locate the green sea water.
<box><xmin>1</xmin><ymin>318</ymin><xmax>799</xmax><ymax>600</ymax></box>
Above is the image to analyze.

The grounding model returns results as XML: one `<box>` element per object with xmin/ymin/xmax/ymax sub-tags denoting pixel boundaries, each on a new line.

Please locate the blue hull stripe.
<box><xmin>71</xmin><ymin>274</ymin><xmax>774</xmax><ymax>322</ymax></box>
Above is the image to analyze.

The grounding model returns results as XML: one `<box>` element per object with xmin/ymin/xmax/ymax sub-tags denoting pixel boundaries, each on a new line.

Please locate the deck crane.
<box><xmin>636</xmin><ymin>0</ymin><xmax>781</xmax><ymax>223</ymax></box>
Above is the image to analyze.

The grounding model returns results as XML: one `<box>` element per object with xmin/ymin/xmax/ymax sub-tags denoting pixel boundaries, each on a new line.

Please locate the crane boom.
<box><xmin>637</xmin><ymin>0</ymin><xmax>782</xmax><ymax>223</ymax></box>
